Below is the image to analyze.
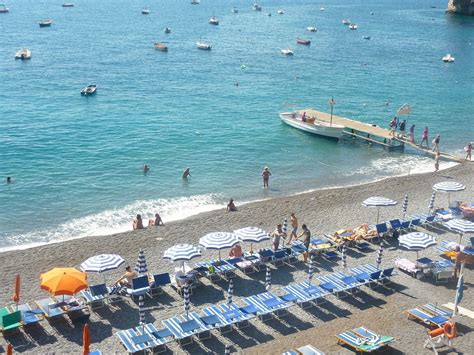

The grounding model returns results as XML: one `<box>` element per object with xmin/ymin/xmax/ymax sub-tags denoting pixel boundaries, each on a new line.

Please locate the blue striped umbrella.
<box><xmin>138</xmin><ymin>295</ymin><xmax>145</xmax><ymax>326</ymax></box>
<box><xmin>199</xmin><ymin>232</ymin><xmax>240</xmax><ymax>259</ymax></box>
<box><xmin>265</xmin><ymin>265</ymin><xmax>271</xmax><ymax>290</ymax></box>
<box><xmin>402</xmin><ymin>194</ymin><xmax>408</xmax><ymax>219</ymax></box>
<box><xmin>453</xmin><ymin>273</ymin><xmax>464</xmax><ymax>316</ymax></box>
<box><xmin>399</xmin><ymin>232</ymin><xmax>436</xmax><ymax>259</ymax></box>
<box><xmin>445</xmin><ymin>219</ymin><xmax>474</xmax><ymax>244</ymax></box>
<box><xmin>135</xmin><ymin>249</ymin><xmax>148</xmax><ymax>275</ymax></box>
<box><xmin>282</xmin><ymin>219</ymin><xmax>288</xmax><ymax>247</ymax></box>
<box><xmin>433</xmin><ymin>181</ymin><xmax>466</xmax><ymax>205</ymax></box>
<box><xmin>80</xmin><ymin>254</ymin><xmax>125</xmax><ymax>274</ymax></box>
<box><xmin>428</xmin><ymin>191</ymin><xmax>436</xmax><ymax>213</ymax></box>
<box><xmin>308</xmin><ymin>254</ymin><xmax>315</xmax><ymax>283</ymax></box>
<box><xmin>227</xmin><ymin>279</ymin><xmax>233</xmax><ymax>305</ymax></box>
<box><xmin>234</xmin><ymin>227</ymin><xmax>270</xmax><ymax>253</ymax></box>
<box><xmin>363</xmin><ymin>196</ymin><xmax>397</xmax><ymax>223</ymax></box>
<box><xmin>183</xmin><ymin>283</ymin><xmax>190</xmax><ymax>319</ymax></box>
<box><xmin>376</xmin><ymin>242</ymin><xmax>384</xmax><ymax>269</ymax></box>
<box><xmin>341</xmin><ymin>245</ymin><xmax>347</xmax><ymax>269</ymax></box>
<box><xmin>163</xmin><ymin>244</ymin><xmax>201</xmax><ymax>262</ymax></box>
<box><xmin>225</xmin><ymin>344</ymin><xmax>231</xmax><ymax>355</ymax></box>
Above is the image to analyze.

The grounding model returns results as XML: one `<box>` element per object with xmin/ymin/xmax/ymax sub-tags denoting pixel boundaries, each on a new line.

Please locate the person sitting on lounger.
<box><xmin>229</xmin><ymin>243</ymin><xmax>243</xmax><ymax>258</ymax></box>
<box><xmin>148</xmin><ymin>213</ymin><xmax>164</xmax><ymax>226</ymax></box>
<box><xmin>115</xmin><ymin>266</ymin><xmax>137</xmax><ymax>287</ymax></box>
<box><xmin>133</xmin><ymin>214</ymin><xmax>145</xmax><ymax>230</ymax></box>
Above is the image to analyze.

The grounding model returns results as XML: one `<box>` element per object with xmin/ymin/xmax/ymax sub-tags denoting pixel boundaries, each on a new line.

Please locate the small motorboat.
<box><xmin>154</xmin><ymin>42</ymin><xmax>168</xmax><ymax>52</ymax></box>
<box><xmin>296</xmin><ymin>38</ymin><xmax>311</xmax><ymax>45</ymax></box>
<box><xmin>196</xmin><ymin>39</ymin><xmax>211</xmax><ymax>50</ymax></box>
<box><xmin>442</xmin><ymin>54</ymin><xmax>455</xmax><ymax>63</ymax></box>
<box><xmin>306</xmin><ymin>26</ymin><xmax>317</xmax><ymax>32</ymax></box>
<box><xmin>342</xmin><ymin>19</ymin><xmax>350</xmax><ymax>25</ymax></box>
<box><xmin>209</xmin><ymin>15</ymin><xmax>219</xmax><ymax>25</ymax></box>
<box><xmin>232</xmin><ymin>7</ymin><xmax>238</xmax><ymax>13</ymax></box>
<box><xmin>281</xmin><ymin>49</ymin><xmax>294</xmax><ymax>56</ymax></box>
<box><xmin>267</xmin><ymin>12</ymin><xmax>271</xmax><ymax>17</ymax></box>
<box><xmin>0</xmin><ymin>4</ymin><xmax>9</xmax><ymax>13</ymax></box>
<box><xmin>252</xmin><ymin>3</ymin><xmax>262</xmax><ymax>11</ymax></box>
<box><xmin>320</xmin><ymin>7</ymin><xmax>325</xmax><ymax>12</ymax></box>
<box><xmin>277</xmin><ymin>9</ymin><xmax>284</xmax><ymax>15</ymax></box>
<box><xmin>62</xmin><ymin>3</ymin><xmax>74</xmax><ymax>7</ymax></box>
<box><xmin>280</xmin><ymin>111</ymin><xmax>345</xmax><ymax>140</ymax></box>
<box><xmin>363</xmin><ymin>35</ymin><xmax>371</xmax><ymax>40</ymax></box>
<box><xmin>191</xmin><ymin>0</ymin><xmax>200</xmax><ymax>4</ymax></box>
<box><xmin>164</xmin><ymin>27</ymin><xmax>171</xmax><ymax>33</ymax></box>
<box><xmin>349</xmin><ymin>23</ymin><xmax>358</xmax><ymax>30</ymax></box>
<box><xmin>15</xmin><ymin>48</ymin><xmax>31</xmax><ymax>60</ymax></box>
<box><xmin>142</xmin><ymin>6</ymin><xmax>150</xmax><ymax>15</ymax></box>
<box><xmin>39</xmin><ymin>20</ymin><xmax>53</xmax><ymax>27</ymax></box>
<box><xmin>81</xmin><ymin>85</ymin><xmax>97</xmax><ymax>96</ymax></box>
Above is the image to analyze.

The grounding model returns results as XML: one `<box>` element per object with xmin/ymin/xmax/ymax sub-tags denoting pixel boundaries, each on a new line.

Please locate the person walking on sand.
<box><xmin>288</xmin><ymin>213</ymin><xmax>298</xmax><ymax>243</ymax></box>
<box><xmin>182</xmin><ymin>167</ymin><xmax>191</xmax><ymax>179</ymax></box>
<box><xmin>420</xmin><ymin>127</ymin><xmax>429</xmax><ymax>148</ymax></box>
<box><xmin>464</xmin><ymin>142</ymin><xmax>472</xmax><ymax>161</ymax></box>
<box><xmin>261</xmin><ymin>166</ymin><xmax>271</xmax><ymax>188</ymax></box>
<box><xmin>434</xmin><ymin>151</ymin><xmax>440</xmax><ymax>173</ymax></box>
<box><xmin>409</xmin><ymin>124</ymin><xmax>415</xmax><ymax>143</ymax></box>
<box><xmin>432</xmin><ymin>134</ymin><xmax>441</xmax><ymax>152</ymax></box>
<box><xmin>297</xmin><ymin>224</ymin><xmax>311</xmax><ymax>263</ymax></box>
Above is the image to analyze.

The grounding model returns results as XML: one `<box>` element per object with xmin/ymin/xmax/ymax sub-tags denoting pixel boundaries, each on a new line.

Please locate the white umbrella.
<box><xmin>363</xmin><ymin>196</ymin><xmax>397</xmax><ymax>223</ymax></box>
<box><xmin>163</xmin><ymin>244</ymin><xmax>201</xmax><ymax>262</ymax></box>
<box><xmin>80</xmin><ymin>254</ymin><xmax>125</xmax><ymax>273</ymax></box>
<box><xmin>433</xmin><ymin>181</ymin><xmax>465</xmax><ymax>205</ymax></box>
<box><xmin>199</xmin><ymin>232</ymin><xmax>240</xmax><ymax>259</ymax></box>
<box><xmin>234</xmin><ymin>227</ymin><xmax>270</xmax><ymax>253</ymax></box>
<box><xmin>445</xmin><ymin>219</ymin><xmax>474</xmax><ymax>244</ymax></box>
<box><xmin>399</xmin><ymin>232</ymin><xmax>436</xmax><ymax>260</ymax></box>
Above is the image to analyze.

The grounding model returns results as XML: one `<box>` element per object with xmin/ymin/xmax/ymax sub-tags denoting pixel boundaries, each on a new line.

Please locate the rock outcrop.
<box><xmin>447</xmin><ymin>0</ymin><xmax>474</xmax><ymax>15</ymax></box>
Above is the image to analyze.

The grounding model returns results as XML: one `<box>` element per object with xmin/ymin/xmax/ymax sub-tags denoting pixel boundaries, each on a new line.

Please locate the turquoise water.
<box><xmin>1</xmin><ymin>0</ymin><xmax>473</xmax><ymax>250</ymax></box>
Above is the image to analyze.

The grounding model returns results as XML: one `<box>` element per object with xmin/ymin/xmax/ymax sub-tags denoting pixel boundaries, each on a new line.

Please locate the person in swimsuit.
<box><xmin>409</xmin><ymin>124</ymin><xmax>415</xmax><ymax>143</ymax></box>
<box><xmin>133</xmin><ymin>214</ymin><xmax>145</xmax><ymax>230</ymax></box>
<box><xmin>297</xmin><ymin>224</ymin><xmax>311</xmax><ymax>263</ymax></box>
<box><xmin>227</xmin><ymin>199</ymin><xmax>237</xmax><ymax>212</ymax></box>
<box><xmin>466</xmin><ymin>142</ymin><xmax>472</xmax><ymax>161</ymax></box>
<box><xmin>182</xmin><ymin>167</ymin><xmax>191</xmax><ymax>179</ymax></box>
<box><xmin>420</xmin><ymin>127</ymin><xmax>429</xmax><ymax>148</ymax></box>
<box><xmin>271</xmin><ymin>224</ymin><xmax>286</xmax><ymax>251</ymax></box>
<box><xmin>115</xmin><ymin>266</ymin><xmax>138</xmax><ymax>287</ymax></box>
<box><xmin>262</xmin><ymin>167</ymin><xmax>271</xmax><ymax>188</ymax></box>
<box><xmin>288</xmin><ymin>213</ymin><xmax>298</xmax><ymax>243</ymax></box>
<box><xmin>148</xmin><ymin>213</ymin><xmax>164</xmax><ymax>226</ymax></box>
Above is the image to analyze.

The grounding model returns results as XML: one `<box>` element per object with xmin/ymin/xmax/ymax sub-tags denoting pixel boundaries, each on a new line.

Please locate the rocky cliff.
<box><xmin>447</xmin><ymin>0</ymin><xmax>474</xmax><ymax>15</ymax></box>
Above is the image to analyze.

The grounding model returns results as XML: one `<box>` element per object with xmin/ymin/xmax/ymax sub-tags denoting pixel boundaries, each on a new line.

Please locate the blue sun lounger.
<box><xmin>220</xmin><ymin>303</ymin><xmax>254</xmax><ymax>328</ymax></box>
<box><xmin>116</xmin><ymin>323</ymin><xmax>170</xmax><ymax>354</ymax></box>
<box><xmin>282</xmin><ymin>284</ymin><xmax>318</xmax><ymax>309</ymax></box>
<box><xmin>187</xmin><ymin>312</ymin><xmax>214</xmax><ymax>339</ymax></box>
<box><xmin>419</xmin><ymin>303</ymin><xmax>451</xmax><ymax>318</ymax></box>
<box><xmin>356</xmin><ymin>264</ymin><xmax>394</xmax><ymax>284</ymax></box>
<box><xmin>35</xmin><ymin>298</ymin><xmax>66</xmax><ymax>321</ymax></box>
<box><xmin>16</xmin><ymin>303</ymin><xmax>43</xmax><ymax>327</ymax></box>
<box><xmin>318</xmin><ymin>275</ymin><xmax>353</xmax><ymax>297</ymax></box>
<box><xmin>126</xmin><ymin>275</ymin><xmax>151</xmax><ymax>299</ymax></box>
<box><xmin>404</xmin><ymin>307</ymin><xmax>448</xmax><ymax>327</ymax></box>
<box><xmin>202</xmin><ymin>305</ymin><xmax>236</xmax><ymax>333</ymax></box>
<box><xmin>162</xmin><ymin>314</ymin><xmax>207</xmax><ymax>346</ymax></box>
<box><xmin>150</xmin><ymin>273</ymin><xmax>171</xmax><ymax>296</ymax></box>
<box><xmin>332</xmin><ymin>272</ymin><xmax>366</xmax><ymax>290</ymax></box>
<box><xmin>80</xmin><ymin>284</ymin><xmax>109</xmax><ymax>309</ymax></box>
<box><xmin>242</xmin><ymin>293</ymin><xmax>289</xmax><ymax>321</ymax></box>
<box><xmin>336</xmin><ymin>328</ymin><xmax>394</xmax><ymax>353</ymax></box>
<box><xmin>298</xmin><ymin>281</ymin><xmax>329</xmax><ymax>303</ymax></box>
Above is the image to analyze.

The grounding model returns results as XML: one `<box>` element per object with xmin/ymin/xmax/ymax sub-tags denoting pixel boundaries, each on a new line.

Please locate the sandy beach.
<box><xmin>1</xmin><ymin>162</ymin><xmax>473</xmax><ymax>354</ymax></box>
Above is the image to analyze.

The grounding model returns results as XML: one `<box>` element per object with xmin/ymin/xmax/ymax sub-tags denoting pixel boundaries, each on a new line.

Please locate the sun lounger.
<box><xmin>195</xmin><ymin>259</ymin><xmax>236</xmax><ymax>281</ymax></box>
<box><xmin>283</xmin><ymin>282</ymin><xmax>326</xmax><ymax>308</ymax></box>
<box><xmin>188</xmin><ymin>312</ymin><xmax>215</xmax><ymax>340</ymax></box>
<box><xmin>35</xmin><ymin>298</ymin><xmax>66</xmax><ymax>321</ymax></box>
<box><xmin>242</xmin><ymin>293</ymin><xmax>288</xmax><ymax>321</ymax></box>
<box><xmin>321</xmin><ymin>250</ymin><xmax>338</xmax><ymax>261</ymax></box>
<box><xmin>271</xmin><ymin>249</ymin><xmax>287</xmax><ymax>267</ymax></box>
<box><xmin>202</xmin><ymin>305</ymin><xmax>236</xmax><ymax>333</ymax></box>
<box><xmin>336</xmin><ymin>327</ymin><xmax>394</xmax><ymax>353</ymax></box>
<box><xmin>404</xmin><ymin>307</ymin><xmax>448</xmax><ymax>327</ymax></box>
<box><xmin>126</xmin><ymin>275</ymin><xmax>151</xmax><ymax>299</ymax></box>
<box><xmin>374</xmin><ymin>223</ymin><xmax>389</xmax><ymax>239</ymax></box>
<box><xmin>395</xmin><ymin>258</ymin><xmax>422</xmax><ymax>279</ymax></box>
<box><xmin>150</xmin><ymin>273</ymin><xmax>171</xmax><ymax>296</ymax></box>
<box><xmin>0</xmin><ymin>307</ymin><xmax>22</xmax><ymax>335</ymax></box>
<box><xmin>116</xmin><ymin>323</ymin><xmax>169</xmax><ymax>354</ymax></box>
<box><xmin>354</xmin><ymin>241</ymin><xmax>371</xmax><ymax>251</ymax></box>
<box><xmin>16</xmin><ymin>303</ymin><xmax>43</xmax><ymax>327</ymax></box>
<box><xmin>318</xmin><ymin>275</ymin><xmax>353</xmax><ymax>297</ymax></box>
<box><xmin>389</xmin><ymin>219</ymin><xmax>403</xmax><ymax>232</ymax></box>
<box><xmin>419</xmin><ymin>304</ymin><xmax>452</xmax><ymax>318</ymax></box>
<box><xmin>284</xmin><ymin>344</ymin><xmax>325</xmax><ymax>355</ymax></box>
<box><xmin>351</xmin><ymin>326</ymin><xmax>395</xmax><ymax>350</ymax></box>
<box><xmin>80</xmin><ymin>284</ymin><xmax>109</xmax><ymax>309</ymax></box>
<box><xmin>220</xmin><ymin>303</ymin><xmax>254</xmax><ymax>328</ymax></box>
<box><xmin>162</xmin><ymin>314</ymin><xmax>207</xmax><ymax>345</ymax></box>
<box><xmin>332</xmin><ymin>272</ymin><xmax>366</xmax><ymax>290</ymax></box>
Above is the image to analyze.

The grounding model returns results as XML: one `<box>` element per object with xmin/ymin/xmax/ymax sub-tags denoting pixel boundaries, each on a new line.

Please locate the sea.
<box><xmin>1</xmin><ymin>0</ymin><xmax>473</xmax><ymax>252</ymax></box>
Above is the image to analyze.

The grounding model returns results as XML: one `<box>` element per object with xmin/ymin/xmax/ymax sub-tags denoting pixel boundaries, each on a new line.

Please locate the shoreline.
<box><xmin>0</xmin><ymin>159</ymin><xmax>461</xmax><ymax>254</ymax></box>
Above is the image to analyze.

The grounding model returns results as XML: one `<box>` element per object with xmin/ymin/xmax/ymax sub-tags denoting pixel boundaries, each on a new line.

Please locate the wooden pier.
<box><xmin>299</xmin><ymin>108</ymin><xmax>464</xmax><ymax>162</ymax></box>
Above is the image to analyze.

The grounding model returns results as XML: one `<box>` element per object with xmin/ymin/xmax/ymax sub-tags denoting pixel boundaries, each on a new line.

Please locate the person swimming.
<box><xmin>182</xmin><ymin>167</ymin><xmax>191</xmax><ymax>179</ymax></box>
<box><xmin>143</xmin><ymin>164</ymin><xmax>150</xmax><ymax>173</ymax></box>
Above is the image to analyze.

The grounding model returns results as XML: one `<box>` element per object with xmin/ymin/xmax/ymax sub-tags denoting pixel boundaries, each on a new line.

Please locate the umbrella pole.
<box><xmin>376</xmin><ymin>208</ymin><xmax>380</xmax><ymax>224</ymax></box>
<box><xmin>458</xmin><ymin>233</ymin><xmax>463</xmax><ymax>245</ymax></box>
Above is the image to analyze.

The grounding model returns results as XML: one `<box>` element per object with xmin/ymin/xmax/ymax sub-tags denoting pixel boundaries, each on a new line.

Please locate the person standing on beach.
<box><xmin>454</xmin><ymin>246</ymin><xmax>465</xmax><ymax>278</ymax></box>
<box><xmin>261</xmin><ymin>166</ymin><xmax>271</xmax><ymax>188</ymax></box>
<box><xmin>288</xmin><ymin>213</ymin><xmax>298</xmax><ymax>243</ymax></box>
<box><xmin>465</xmin><ymin>142</ymin><xmax>472</xmax><ymax>161</ymax></box>
<box><xmin>434</xmin><ymin>151</ymin><xmax>440</xmax><ymax>173</ymax></box>
<box><xmin>420</xmin><ymin>127</ymin><xmax>429</xmax><ymax>148</ymax></box>
<box><xmin>182</xmin><ymin>167</ymin><xmax>191</xmax><ymax>179</ymax></box>
<box><xmin>432</xmin><ymin>134</ymin><xmax>441</xmax><ymax>152</ymax></box>
<box><xmin>271</xmin><ymin>224</ymin><xmax>286</xmax><ymax>251</ymax></box>
<box><xmin>297</xmin><ymin>224</ymin><xmax>311</xmax><ymax>263</ymax></box>
<box><xmin>409</xmin><ymin>124</ymin><xmax>415</xmax><ymax>143</ymax></box>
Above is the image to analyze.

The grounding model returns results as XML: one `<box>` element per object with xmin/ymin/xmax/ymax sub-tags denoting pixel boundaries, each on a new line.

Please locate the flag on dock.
<box><xmin>396</xmin><ymin>103</ymin><xmax>411</xmax><ymax>116</ymax></box>
<box><xmin>329</xmin><ymin>97</ymin><xmax>336</xmax><ymax>106</ymax></box>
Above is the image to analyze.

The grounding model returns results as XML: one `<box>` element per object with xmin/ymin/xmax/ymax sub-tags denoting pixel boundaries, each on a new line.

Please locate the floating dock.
<box><xmin>299</xmin><ymin>109</ymin><xmax>464</xmax><ymax>163</ymax></box>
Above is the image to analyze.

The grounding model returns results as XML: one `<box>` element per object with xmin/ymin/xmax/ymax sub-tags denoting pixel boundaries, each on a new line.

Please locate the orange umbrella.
<box><xmin>40</xmin><ymin>268</ymin><xmax>88</xmax><ymax>295</ymax></box>
<box><xmin>83</xmin><ymin>323</ymin><xmax>90</xmax><ymax>355</ymax></box>
<box><xmin>7</xmin><ymin>343</ymin><xmax>13</xmax><ymax>355</ymax></box>
<box><xmin>12</xmin><ymin>274</ymin><xmax>20</xmax><ymax>307</ymax></box>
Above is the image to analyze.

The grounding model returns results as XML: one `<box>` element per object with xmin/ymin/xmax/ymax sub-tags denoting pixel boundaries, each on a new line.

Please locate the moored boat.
<box><xmin>196</xmin><ymin>39</ymin><xmax>211</xmax><ymax>50</ymax></box>
<box><xmin>296</xmin><ymin>38</ymin><xmax>311</xmax><ymax>45</ymax></box>
<box><xmin>279</xmin><ymin>111</ymin><xmax>345</xmax><ymax>139</ymax></box>
<box><xmin>62</xmin><ymin>3</ymin><xmax>74</xmax><ymax>7</ymax></box>
<box><xmin>191</xmin><ymin>0</ymin><xmax>200</xmax><ymax>4</ymax></box>
<box><xmin>232</xmin><ymin>7</ymin><xmax>238</xmax><ymax>13</ymax></box>
<box><xmin>164</xmin><ymin>27</ymin><xmax>171</xmax><ymax>33</ymax></box>
<box><xmin>281</xmin><ymin>48</ymin><xmax>294</xmax><ymax>56</ymax></box>
<box><xmin>442</xmin><ymin>54</ymin><xmax>455</xmax><ymax>63</ymax></box>
<box><xmin>15</xmin><ymin>48</ymin><xmax>31</xmax><ymax>60</ymax></box>
<box><xmin>349</xmin><ymin>23</ymin><xmax>358</xmax><ymax>30</ymax></box>
<box><xmin>142</xmin><ymin>6</ymin><xmax>150</xmax><ymax>15</ymax></box>
<box><xmin>39</xmin><ymin>19</ymin><xmax>52</xmax><ymax>27</ymax></box>
<box><xmin>154</xmin><ymin>42</ymin><xmax>168</xmax><ymax>52</ymax></box>
<box><xmin>306</xmin><ymin>26</ymin><xmax>317</xmax><ymax>32</ymax></box>
<box><xmin>319</xmin><ymin>7</ymin><xmax>325</xmax><ymax>12</ymax></box>
<box><xmin>209</xmin><ymin>15</ymin><xmax>219</xmax><ymax>25</ymax></box>
<box><xmin>0</xmin><ymin>4</ymin><xmax>9</xmax><ymax>12</ymax></box>
<box><xmin>252</xmin><ymin>3</ymin><xmax>262</xmax><ymax>11</ymax></box>
<box><xmin>342</xmin><ymin>19</ymin><xmax>350</xmax><ymax>25</ymax></box>
<box><xmin>277</xmin><ymin>9</ymin><xmax>284</xmax><ymax>14</ymax></box>
<box><xmin>81</xmin><ymin>85</ymin><xmax>97</xmax><ymax>96</ymax></box>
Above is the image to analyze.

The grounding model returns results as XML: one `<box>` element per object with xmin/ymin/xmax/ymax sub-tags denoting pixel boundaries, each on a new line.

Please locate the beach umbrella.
<box><xmin>40</xmin><ymin>267</ymin><xmax>88</xmax><ymax>296</ymax></box>
<box><xmin>376</xmin><ymin>243</ymin><xmax>384</xmax><ymax>269</ymax></box>
<box><xmin>399</xmin><ymin>232</ymin><xmax>436</xmax><ymax>260</ymax></box>
<box><xmin>83</xmin><ymin>324</ymin><xmax>90</xmax><ymax>355</ymax></box>
<box><xmin>163</xmin><ymin>244</ymin><xmax>201</xmax><ymax>262</ymax></box>
<box><xmin>12</xmin><ymin>274</ymin><xmax>20</xmax><ymax>310</ymax></box>
<box><xmin>308</xmin><ymin>254</ymin><xmax>315</xmax><ymax>283</ymax></box>
<box><xmin>183</xmin><ymin>283</ymin><xmax>190</xmax><ymax>319</ymax></box>
<box><xmin>341</xmin><ymin>245</ymin><xmax>347</xmax><ymax>269</ymax></box>
<box><xmin>402</xmin><ymin>194</ymin><xmax>408</xmax><ymax>219</ymax></box>
<box><xmin>234</xmin><ymin>227</ymin><xmax>270</xmax><ymax>253</ymax></box>
<box><xmin>453</xmin><ymin>271</ymin><xmax>464</xmax><ymax>317</ymax></box>
<box><xmin>433</xmin><ymin>181</ymin><xmax>465</xmax><ymax>205</ymax></box>
<box><xmin>282</xmin><ymin>218</ymin><xmax>288</xmax><ymax>247</ymax></box>
<box><xmin>227</xmin><ymin>279</ymin><xmax>234</xmax><ymax>305</ymax></box>
<box><xmin>428</xmin><ymin>191</ymin><xmax>436</xmax><ymax>214</ymax></box>
<box><xmin>199</xmin><ymin>232</ymin><xmax>240</xmax><ymax>259</ymax></box>
<box><xmin>135</xmin><ymin>249</ymin><xmax>148</xmax><ymax>275</ymax></box>
<box><xmin>445</xmin><ymin>219</ymin><xmax>474</xmax><ymax>244</ymax></box>
<box><xmin>363</xmin><ymin>197</ymin><xmax>397</xmax><ymax>223</ymax></box>
<box><xmin>138</xmin><ymin>295</ymin><xmax>145</xmax><ymax>326</ymax></box>
<box><xmin>265</xmin><ymin>265</ymin><xmax>271</xmax><ymax>290</ymax></box>
<box><xmin>6</xmin><ymin>344</ymin><xmax>12</xmax><ymax>355</ymax></box>
<box><xmin>80</xmin><ymin>254</ymin><xmax>125</xmax><ymax>274</ymax></box>
<box><xmin>225</xmin><ymin>344</ymin><xmax>231</xmax><ymax>355</ymax></box>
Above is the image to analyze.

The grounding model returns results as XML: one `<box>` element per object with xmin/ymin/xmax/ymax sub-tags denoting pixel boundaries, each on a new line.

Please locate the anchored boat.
<box><xmin>81</xmin><ymin>85</ymin><xmax>97</xmax><ymax>96</ymax></box>
<box><xmin>280</xmin><ymin>111</ymin><xmax>344</xmax><ymax>139</ymax></box>
<box><xmin>39</xmin><ymin>19</ymin><xmax>52</xmax><ymax>27</ymax></box>
<box><xmin>296</xmin><ymin>38</ymin><xmax>311</xmax><ymax>45</ymax></box>
<box><xmin>154</xmin><ymin>42</ymin><xmax>168</xmax><ymax>52</ymax></box>
<box><xmin>15</xmin><ymin>48</ymin><xmax>31</xmax><ymax>60</ymax></box>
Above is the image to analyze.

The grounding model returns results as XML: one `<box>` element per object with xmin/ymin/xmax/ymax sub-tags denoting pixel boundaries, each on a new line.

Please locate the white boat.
<box><xmin>164</xmin><ymin>27</ymin><xmax>171</xmax><ymax>33</ymax></box>
<box><xmin>279</xmin><ymin>111</ymin><xmax>345</xmax><ymax>139</ymax></box>
<box><xmin>142</xmin><ymin>6</ymin><xmax>150</xmax><ymax>15</ymax></box>
<box><xmin>349</xmin><ymin>23</ymin><xmax>358</xmax><ymax>30</ymax></box>
<box><xmin>81</xmin><ymin>84</ymin><xmax>97</xmax><ymax>96</ymax></box>
<box><xmin>39</xmin><ymin>19</ymin><xmax>53</xmax><ymax>27</ymax></box>
<box><xmin>209</xmin><ymin>15</ymin><xmax>219</xmax><ymax>25</ymax></box>
<box><xmin>15</xmin><ymin>48</ymin><xmax>31</xmax><ymax>60</ymax></box>
<box><xmin>363</xmin><ymin>35</ymin><xmax>371</xmax><ymax>40</ymax></box>
<box><xmin>306</xmin><ymin>26</ymin><xmax>317</xmax><ymax>32</ymax></box>
<box><xmin>342</xmin><ymin>19</ymin><xmax>350</xmax><ymax>25</ymax></box>
<box><xmin>62</xmin><ymin>3</ymin><xmax>74</xmax><ymax>7</ymax></box>
<box><xmin>442</xmin><ymin>54</ymin><xmax>455</xmax><ymax>62</ymax></box>
<box><xmin>320</xmin><ymin>7</ymin><xmax>325</xmax><ymax>12</ymax></box>
<box><xmin>0</xmin><ymin>4</ymin><xmax>9</xmax><ymax>13</ymax></box>
<box><xmin>277</xmin><ymin>9</ymin><xmax>284</xmax><ymax>14</ymax></box>
<box><xmin>191</xmin><ymin>0</ymin><xmax>200</xmax><ymax>4</ymax></box>
<box><xmin>196</xmin><ymin>39</ymin><xmax>211</xmax><ymax>50</ymax></box>
<box><xmin>281</xmin><ymin>49</ymin><xmax>294</xmax><ymax>56</ymax></box>
<box><xmin>232</xmin><ymin>7</ymin><xmax>238</xmax><ymax>13</ymax></box>
<box><xmin>252</xmin><ymin>3</ymin><xmax>262</xmax><ymax>11</ymax></box>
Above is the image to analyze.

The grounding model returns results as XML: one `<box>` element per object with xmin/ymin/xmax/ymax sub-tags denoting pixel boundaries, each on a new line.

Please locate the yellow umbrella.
<box><xmin>40</xmin><ymin>267</ymin><xmax>88</xmax><ymax>295</ymax></box>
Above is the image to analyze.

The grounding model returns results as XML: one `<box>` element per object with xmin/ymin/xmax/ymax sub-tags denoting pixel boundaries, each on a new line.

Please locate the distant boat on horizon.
<box><xmin>142</xmin><ymin>6</ymin><xmax>150</xmax><ymax>15</ymax></box>
<box><xmin>0</xmin><ymin>4</ymin><xmax>9</xmax><ymax>13</ymax></box>
<box><xmin>349</xmin><ymin>23</ymin><xmax>358</xmax><ymax>30</ymax></box>
<box><xmin>15</xmin><ymin>48</ymin><xmax>31</xmax><ymax>60</ymax></box>
<box><xmin>306</xmin><ymin>26</ymin><xmax>317</xmax><ymax>32</ymax></box>
<box><xmin>442</xmin><ymin>53</ymin><xmax>455</xmax><ymax>62</ymax></box>
<box><xmin>252</xmin><ymin>3</ymin><xmax>262</xmax><ymax>11</ymax></box>
<box><xmin>296</xmin><ymin>38</ymin><xmax>311</xmax><ymax>45</ymax></box>
<box><xmin>62</xmin><ymin>3</ymin><xmax>74</xmax><ymax>7</ymax></box>
<box><xmin>81</xmin><ymin>84</ymin><xmax>97</xmax><ymax>96</ymax></box>
<box><xmin>196</xmin><ymin>38</ymin><xmax>211</xmax><ymax>50</ymax></box>
<box><xmin>39</xmin><ymin>20</ymin><xmax>52</xmax><ymax>27</ymax></box>
<box><xmin>281</xmin><ymin>48</ymin><xmax>294</xmax><ymax>56</ymax></box>
<box><xmin>164</xmin><ymin>27</ymin><xmax>171</xmax><ymax>33</ymax></box>
<box><xmin>191</xmin><ymin>0</ymin><xmax>200</xmax><ymax>4</ymax></box>
<box><xmin>154</xmin><ymin>42</ymin><xmax>168</xmax><ymax>52</ymax></box>
<box><xmin>232</xmin><ymin>7</ymin><xmax>238</xmax><ymax>13</ymax></box>
<box><xmin>209</xmin><ymin>14</ymin><xmax>219</xmax><ymax>25</ymax></box>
